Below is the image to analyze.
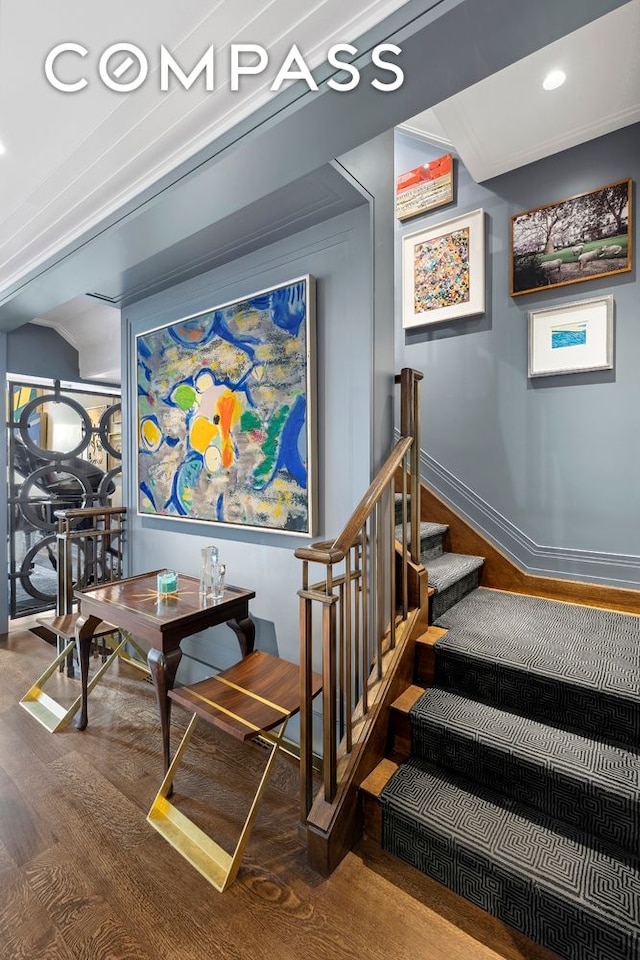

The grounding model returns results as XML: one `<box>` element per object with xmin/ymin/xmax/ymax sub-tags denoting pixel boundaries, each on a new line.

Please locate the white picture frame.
<box><xmin>528</xmin><ymin>295</ymin><xmax>614</xmax><ymax>378</ymax></box>
<box><xmin>402</xmin><ymin>208</ymin><xmax>485</xmax><ymax>328</ymax></box>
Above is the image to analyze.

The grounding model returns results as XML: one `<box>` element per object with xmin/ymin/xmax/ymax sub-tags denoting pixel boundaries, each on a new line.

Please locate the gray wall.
<box><xmin>7</xmin><ymin>323</ymin><xmax>80</xmax><ymax>380</ymax></box>
<box><xmin>395</xmin><ymin>123</ymin><xmax>640</xmax><ymax>587</ymax></box>
<box><xmin>123</xmin><ymin>201</ymin><xmax>382</xmax><ymax>685</ymax></box>
<box><xmin>338</xmin><ymin>130</ymin><xmax>396</xmax><ymax>473</ymax></box>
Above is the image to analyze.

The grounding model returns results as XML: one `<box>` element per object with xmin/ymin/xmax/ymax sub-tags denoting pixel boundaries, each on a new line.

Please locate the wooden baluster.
<box><xmin>412</xmin><ymin>374</ymin><xmax>421</xmax><ymax>562</ymax></box>
<box><xmin>389</xmin><ymin>480</ymin><xmax>397</xmax><ymax>649</ymax></box>
<box><xmin>63</xmin><ymin>518</ymin><xmax>73</xmax><ymax>615</ymax></box>
<box><xmin>117</xmin><ymin>520</ymin><xmax>123</xmax><ymax>580</ymax></box>
<box><xmin>344</xmin><ymin>549</ymin><xmax>352</xmax><ymax>753</ymax></box>
<box><xmin>105</xmin><ymin>513</ymin><xmax>112</xmax><ymax>583</ymax></box>
<box><xmin>376</xmin><ymin>503</ymin><xmax>383</xmax><ymax>681</ymax></box>
<box><xmin>353</xmin><ymin>540</ymin><xmax>361</xmax><ymax>705</ymax></box>
<box><xmin>338</xmin><ymin>577</ymin><xmax>345</xmax><ymax>741</ymax></box>
<box><xmin>55</xmin><ymin>517</ymin><xmax>65</xmax><ymax>616</ymax></box>
<box><xmin>299</xmin><ymin>560</ymin><xmax>314</xmax><ymax>821</ymax></box>
<box><xmin>402</xmin><ymin>456</ymin><xmax>409</xmax><ymax>621</ymax></box>
<box><xmin>322</xmin><ymin>593</ymin><xmax>338</xmax><ymax>803</ymax></box>
<box><xmin>361</xmin><ymin>518</ymin><xmax>369</xmax><ymax>715</ymax></box>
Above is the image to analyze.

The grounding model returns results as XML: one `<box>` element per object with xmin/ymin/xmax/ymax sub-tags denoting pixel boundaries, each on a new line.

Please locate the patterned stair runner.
<box><xmin>381</xmin><ymin>587</ymin><xmax>640</xmax><ymax>960</ymax></box>
<box><xmin>393</xmin><ymin>498</ymin><xmax>484</xmax><ymax>619</ymax></box>
<box><xmin>410</xmin><ymin>686</ymin><xmax>640</xmax><ymax>851</ymax></box>
<box><xmin>382</xmin><ymin>759</ymin><xmax>640</xmax><ymax>960</ymax></box>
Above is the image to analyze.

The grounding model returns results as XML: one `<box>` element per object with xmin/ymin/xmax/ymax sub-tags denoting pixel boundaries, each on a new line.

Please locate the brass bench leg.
<box><xmin>20</xmin><ymin>634</ymin><xmax>127</xmax><ymax>732</ymax></box>
<box><xmin>116</xmin><ymin>632</ymin><xmax>152</xmax><ymax>676</ymax></box>
<box><xmin>147</xmin><ymin>716</ymin><xmax>289</xmax><ymax>892</ymax></box>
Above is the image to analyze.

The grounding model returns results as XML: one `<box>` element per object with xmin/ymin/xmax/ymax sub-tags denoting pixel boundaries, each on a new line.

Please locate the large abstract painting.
<box><xmin>136</xmin><ymin>276</ymin><xmax>316</xmax><ymax>535</ymax></box>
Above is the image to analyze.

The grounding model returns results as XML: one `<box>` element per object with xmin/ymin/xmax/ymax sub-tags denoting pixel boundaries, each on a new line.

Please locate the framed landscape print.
<box><xmin>511</xmin><ymin>179</ymin><xmax>632</xmax><ymax>297</ymax></box>
<box><xmin>402</xmin><ymin>208</ymin><xmax>485</xmax><ymax>328</ymax></box>
<box><xmin>528</xmin><ymin>295</ymin><xmax>613</xmax><ymax>378</ymax></box>
<box><xmin>136</xmin><ymin>276</ymin><xmax>317</xmax><ymax>535</ymax></box>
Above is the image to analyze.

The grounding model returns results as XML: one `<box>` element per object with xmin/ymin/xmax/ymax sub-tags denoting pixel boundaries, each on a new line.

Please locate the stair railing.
<box><xmin>55</xmin><ymin>506</ymin><xmax>127</xmax><ymax>620</ymax></box>
<box><xmin>296</xmin><ymin>369</ymin><xmax>423</xmax><ymax>824</ymax></box>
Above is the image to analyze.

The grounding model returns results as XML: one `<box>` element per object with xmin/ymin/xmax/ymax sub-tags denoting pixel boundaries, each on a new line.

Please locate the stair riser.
<box><xmin>430</xmin><ymin>570</ymin><xmax>481</xmax><ymax>621</ymax></box>
<box><xmin>382</xmin><ymin>808</ymin><xmax>639</xmax><ymax>960</ymax></box>
<box><xmin>435</xmin><ymin>649</ymin><xmax>639</xmax><ymax>750</ymax></box>
<box><xmin>420</xmin><ymin>536</ymin><xmax>445</xmax><ymax>561</ymax></box>
<box><xmin>391</xmin><ymin>712</ymin><xmax>412</xmax><ymax>756</ymax></box>
<box><xmin>411</xmin><ymin>725</ymin><xmax>639</xmax><ymax>853</ymax></box>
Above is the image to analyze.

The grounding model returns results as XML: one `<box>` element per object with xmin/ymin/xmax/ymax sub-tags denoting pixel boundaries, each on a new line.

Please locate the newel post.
<box><xmin>399</xmin><ymin>368</ymin><xmax>423</xmax><ymax>563</ymax></box>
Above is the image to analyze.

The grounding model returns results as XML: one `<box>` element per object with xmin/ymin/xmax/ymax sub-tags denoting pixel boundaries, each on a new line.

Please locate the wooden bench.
<box><xmin>147</xmin><ymin>650</ymin><xmax>322</xmax><ymax>892</ymax></box>
<box><xmin>20</xmin><ymin>612</ymin><xmax>126</xmax><ymax>732</ymax></box>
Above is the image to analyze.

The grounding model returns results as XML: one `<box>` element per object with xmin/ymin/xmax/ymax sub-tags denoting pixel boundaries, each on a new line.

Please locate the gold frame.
<box><xmin>511</xmin><ymin>179</ymin><xmax>632</xmax><ymax>297</ymax></box>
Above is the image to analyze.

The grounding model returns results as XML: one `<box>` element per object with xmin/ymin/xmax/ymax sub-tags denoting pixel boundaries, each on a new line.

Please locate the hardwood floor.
<box><xmin>0</xmin><ymin>628</ymin><xmax>558</xmax><ymax>960</ymax></box>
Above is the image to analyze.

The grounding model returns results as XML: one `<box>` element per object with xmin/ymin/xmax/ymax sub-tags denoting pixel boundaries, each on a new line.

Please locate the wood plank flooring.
<box><xmin>0</xmin><ymin>628</ymin><xmax>559</xmax><ymax>960</ymax></box>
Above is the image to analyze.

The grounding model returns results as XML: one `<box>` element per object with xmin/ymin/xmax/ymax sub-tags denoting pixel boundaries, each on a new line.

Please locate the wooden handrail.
<box><xmin>55</xmin><ymin>507</ymin><xmax>127</xmax><ymax>623</ymax></box>
<box><xmin>295</xmin><ymin>439</ymin><xmax>412</xmax><ymax>568</ymax></box>
<box><xmin>54</xmin><ymin>506</ymin><xmax>126</xmax><ymax>520</ymax></box>
<box><xmin>394</xmin><ymin>370</ymin><xmax>424</xmax><ymax>384</ymax></box>
<box><xmin>333</xmin><ymin>437</ymin><xmax>413</xmax><ymax>556</ymax></box>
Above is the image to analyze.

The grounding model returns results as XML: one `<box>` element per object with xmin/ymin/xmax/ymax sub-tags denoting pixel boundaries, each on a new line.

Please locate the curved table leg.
<box><xmin>147</xmin><ymin>647</ymin><xmax>182</xmax><ymax>777</ymax></box>
<box><xmin>226</xmin><ymin>617</ymin><xmax>255</xmax><ymax>657</ymax></box>
<box><xmin>75</xmin><ymin>614</ymin><xmax>102</xmax><ymax>730</ymax></box>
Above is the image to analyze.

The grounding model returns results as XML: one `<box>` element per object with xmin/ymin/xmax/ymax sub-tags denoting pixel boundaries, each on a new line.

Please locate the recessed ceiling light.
<box><xmin>542</xmin><ymin>69</ymin><xmax>566</xmax><ymax>91</ymax></box>
<box><xmin>0</xmin><ymin>141</ymin><xmax>6</xmax><ymax>155</ymax></box>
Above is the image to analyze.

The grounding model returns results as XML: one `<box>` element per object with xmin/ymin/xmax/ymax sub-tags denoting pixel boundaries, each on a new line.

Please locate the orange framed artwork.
<box><xmin>396</xmin><ymin>153</ymin><xmax>453</xmax><ymax>221</ymax></box>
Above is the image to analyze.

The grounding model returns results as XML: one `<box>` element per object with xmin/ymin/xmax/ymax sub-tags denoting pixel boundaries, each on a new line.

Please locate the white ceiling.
<box><xmin>2</xmin><ymin>1</ymin><xmax>636</xmax><ymax>382</ymax></box>
<box><xmin>31</xmin><ymin>296</ymin><xmax>121</xmax><ymax>383</ymax></box>
<box><xmin>0</xmin><ymin>0</ymin><xmax>411</xmax><ymax>383</ymax></box>
<box><xmin>0</xmin><ymin>0</ymin><xmax>411</xmax><ymax>296</ymax></box>
<box><xmin>400</xmin><ymin>0</ymin><xmax>640</xmax><ymax>181</ymax></box>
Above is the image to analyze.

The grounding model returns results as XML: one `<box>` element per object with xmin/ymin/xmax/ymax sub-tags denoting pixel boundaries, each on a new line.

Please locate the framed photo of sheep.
<box><xmin>528</xmin><ymin>295</ymin><xmax>614</xmax><ymax>378</ymax></box>
<box><xmin>402</xmin><ymin>208</ymin><xmax>485</xmax><ymax>327</ymax></box>
<box><xmin>511</xmin><ymin>179</ymin><xmax>632</xmax><ymax>297</ymax></box>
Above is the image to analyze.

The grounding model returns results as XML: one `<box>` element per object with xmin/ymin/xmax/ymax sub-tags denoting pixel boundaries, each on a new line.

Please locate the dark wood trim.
<box><xmin>421</xmin><ymin>482</ymin><xmax>640</xmax><ymax>615</ymax></box>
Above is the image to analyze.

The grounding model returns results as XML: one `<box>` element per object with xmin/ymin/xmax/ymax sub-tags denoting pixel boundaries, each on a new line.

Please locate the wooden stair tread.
<box><xmin>361</xmin><ymin>758</ymin><xmax>399</xmax><ymax>799</ymax></box>
<box><xmin>415</xmin><ymin>625</ymin><xmax>448</xmax><ymax>647</ymax></box>
<box><xmin>169</xmin><ymin>650</ymin><xmax>322</xmax><ymax>742</ymax></box>
<box><xmin>391</xmin><ymin>684</ymin><xmax>425</xmax><ymax>716</ymax></box>
<box><xmin>36</xmin><ymin>612</ymin><xmax>118</xmax><ymax>640</ymax></box>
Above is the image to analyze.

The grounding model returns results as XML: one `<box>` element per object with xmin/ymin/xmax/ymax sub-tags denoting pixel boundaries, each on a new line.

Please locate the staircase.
<box><xmin>297</xmin><ymin>369</ymin><xmax>639</xmax><ymax>960</ymax></box>
<box><xmin>363</xmin><ymin>519</ymin><xmax>640</xmax><ymax>960</ymax></box>
<box><xmin>395</xmin><ymin>493</ymin><xmax>483</xmax><ymax>620</ymax></box>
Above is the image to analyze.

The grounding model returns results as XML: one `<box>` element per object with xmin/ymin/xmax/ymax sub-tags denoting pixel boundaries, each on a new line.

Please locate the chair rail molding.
<box><xmin>403</xmin><ymin>435</ymin><xmax>640</xmax><ymax>589</ymax></box>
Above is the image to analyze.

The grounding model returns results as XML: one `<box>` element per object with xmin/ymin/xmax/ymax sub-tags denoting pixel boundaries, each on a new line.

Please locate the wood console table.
<box><xmin>74</xmin><ymin>571</ymin><xmax>256</xmax><ymax>773</ymax></box>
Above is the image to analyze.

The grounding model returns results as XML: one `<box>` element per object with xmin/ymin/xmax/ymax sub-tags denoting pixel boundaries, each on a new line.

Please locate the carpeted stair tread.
<box><xmin>394</xmin><ymin>520</ymin><xmax>448</xmax><ymax>542</ymax></box>
<box><xmin>434</xmin><ymin>588</ymin><xmax>640</xmax><ymax>698</ymax></box>
<box><xmin>381</xmin><ymin>758</ymin><xmax>640</xmax><ymax>960</ymax></box>
<box><xmin>425</xmin><ymin>553</ymin><xmax>484</xmax><ymax>594</ymax></box>
<box><xmin>410</xmin><ymin>687</ymin><xmax>640</xmax><ymax>851</ymax></box>
<box><xmin>433</xmin><ymin>588</ymin><xmax>639</xmax><ymax>747</ymax></box>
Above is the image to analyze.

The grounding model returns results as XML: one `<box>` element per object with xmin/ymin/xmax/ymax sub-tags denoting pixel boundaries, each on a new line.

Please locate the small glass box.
<box><xmin>157</xmin><ymin>569</ymin><xmax>178</xmax><ymax>596</ymax></box>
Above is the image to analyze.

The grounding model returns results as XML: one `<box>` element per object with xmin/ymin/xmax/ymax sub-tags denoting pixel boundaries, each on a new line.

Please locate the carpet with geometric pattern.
<box><xmin>381</xmin><ymin>588</ymin><xmax>640</xmax><ymax>960</ymax></box>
